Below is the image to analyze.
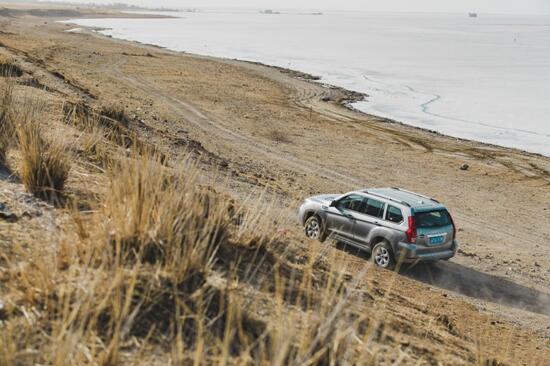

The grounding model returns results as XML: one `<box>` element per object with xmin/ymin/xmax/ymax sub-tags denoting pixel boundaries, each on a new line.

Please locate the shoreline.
<box><xmin>60</xmin><ymin>17</ymin><xmax>550</xmax><ymax>160</ymax></box>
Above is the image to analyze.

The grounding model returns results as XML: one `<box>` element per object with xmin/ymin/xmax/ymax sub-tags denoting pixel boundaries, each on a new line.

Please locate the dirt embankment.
<box><xmin>0</xmin><ymin>7</ymin><xmax>549</xmax><ymax>365</ymax></box>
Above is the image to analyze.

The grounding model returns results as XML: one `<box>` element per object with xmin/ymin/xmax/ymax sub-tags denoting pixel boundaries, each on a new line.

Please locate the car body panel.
<box><xmin>325</xmin><ymin>206</ymin><xmax>356</xmax><ymax>239</ymax></box>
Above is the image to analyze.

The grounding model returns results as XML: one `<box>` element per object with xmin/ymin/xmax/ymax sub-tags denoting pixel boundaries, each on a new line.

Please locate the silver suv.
<box><xmin>298</xmin><ymin>188</ymin><xmax>458</xmax><ymax>269</ymax></box>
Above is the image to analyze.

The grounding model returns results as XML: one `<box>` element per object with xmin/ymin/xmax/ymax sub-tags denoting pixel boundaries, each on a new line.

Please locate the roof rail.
<box><xmin>364</xmin><ymin>190</ymin><xmax>412</xmax><ymax>207</ymax></box>
<box><xmin>391</xmin><ymin>187</ymin><xmax>440</xmax><ymax>203</ymax></box>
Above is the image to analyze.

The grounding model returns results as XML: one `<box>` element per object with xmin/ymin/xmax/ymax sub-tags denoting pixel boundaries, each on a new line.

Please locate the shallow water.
<box><xmin>65</xmin><ymin>11</ymin><xmax>550</xmax><ymax>156</ymax></box>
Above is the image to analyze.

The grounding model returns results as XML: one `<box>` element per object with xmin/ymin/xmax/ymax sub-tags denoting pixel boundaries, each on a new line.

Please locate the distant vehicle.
<box><xmin>298</xmin><ymin>187</ymin><xmax>459</xmax><ymax>269</ymax></box>
<box><xmin>469</xmin><ymin>12</ymin><xmax>478</xmax><ymax>18</ymax></box>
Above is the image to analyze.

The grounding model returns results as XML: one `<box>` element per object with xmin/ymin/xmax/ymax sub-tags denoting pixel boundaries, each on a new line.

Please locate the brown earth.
<box><xmin>0</xmin><ymin>6</ymin><xmax>549</xmax><ymax>365</ymax></box>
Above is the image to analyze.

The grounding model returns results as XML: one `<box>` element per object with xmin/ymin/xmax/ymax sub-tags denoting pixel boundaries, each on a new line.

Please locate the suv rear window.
<box><xmin>386</xmin><ymin>205</ymin><xmax>404</xmax><ymax>223</ymax></box>
<box><xmin>363</xmin><ymin>199</ymin><xmax>385</xmax><ymax>218</ymax></box>
<box><xmin>415</xmin><ymin>210</ymin><xmax>452</xmax><ymax>228</ymax></box>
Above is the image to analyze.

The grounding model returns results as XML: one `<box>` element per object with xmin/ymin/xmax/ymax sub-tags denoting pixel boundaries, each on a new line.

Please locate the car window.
<box><xmin>363</xmin><ymin>198</ymin><xmax>385</xmax><ymax>218</ymax></box>
<box><xmin>415</xmin><ymin>210</ymin><xmax>451</xmax><ymax>228</ymax></box>
<box><xmin>336</xmin><ymin>194</ymin><xmax>365</xmax><ymax>212</ymax></box>
<box><xmin>386</xmin><ymin>205</ymin><xmax>404</xmax><ymax>223</ymax></box>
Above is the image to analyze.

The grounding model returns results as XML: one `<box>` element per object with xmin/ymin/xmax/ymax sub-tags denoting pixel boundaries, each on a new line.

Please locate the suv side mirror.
<box><xmin>330</xmin><ymin>200</ymin><xmax>337</xmax><ymax>207</ymax></box>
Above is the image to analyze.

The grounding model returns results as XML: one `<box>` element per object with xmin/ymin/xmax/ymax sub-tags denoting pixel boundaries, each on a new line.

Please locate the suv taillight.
<box><xmin>449</xmin><ymin>212</ymin><xmax>457</xmax><ymax>241</ymax></box>
<box><xmin>406</xmin><ymin>216</ymin><xmax>417</xmax><ymax>243</ymax></box>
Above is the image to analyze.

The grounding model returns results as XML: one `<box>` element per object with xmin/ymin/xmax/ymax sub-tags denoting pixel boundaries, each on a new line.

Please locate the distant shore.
<box><xmin>60</xmin><ymin>11</ymin><xmax>550</xmax><ymax>157</ymax></box>
<box><xmin>57</xmin><ymin>14</ymin><xmax>550</xmax><ymax>160</ymax></box>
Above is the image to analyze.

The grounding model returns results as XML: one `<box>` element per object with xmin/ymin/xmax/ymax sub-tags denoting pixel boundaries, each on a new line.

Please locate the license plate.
<box><xmin>429</xmin><ymin>235</ymin><xmax>445</xmax><ymax>245</ymax></box>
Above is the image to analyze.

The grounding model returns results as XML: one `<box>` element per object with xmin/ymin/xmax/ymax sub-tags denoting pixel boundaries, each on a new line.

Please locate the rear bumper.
<box><xmin>397</xmin><ymin>240</ymin><xmax>458</xmax><ymax>263</ymax></box>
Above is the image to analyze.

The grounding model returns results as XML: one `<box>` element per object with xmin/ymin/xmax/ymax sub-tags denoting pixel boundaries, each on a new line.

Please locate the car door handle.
<box><xmin>374</xmin><ymin>221</ymin><xmax>382</xmax><ymax>226</ymax></box>
<box><xmin>344</xmin><ymin>214</ymin><xmax>354</xmax><ymax>220</ymax></box>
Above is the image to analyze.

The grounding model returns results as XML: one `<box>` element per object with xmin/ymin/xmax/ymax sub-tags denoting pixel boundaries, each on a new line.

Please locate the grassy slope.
<box><xmin>0</xmin><ymin>10</ymin><xmax>549</xmax><ymax>366</ymax></box>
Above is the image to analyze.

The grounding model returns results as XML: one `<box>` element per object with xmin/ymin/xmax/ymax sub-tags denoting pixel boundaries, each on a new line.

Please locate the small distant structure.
<box><xmin>311</xmin><ymin>12</ymin><xmax>323</xmax><ymax>16</ymax></box>
<box><xmin>469</xmin><ymin>12</ymin><xmax>478</xmax><ymax>18</ymax></box>
<box><xmin>260</xmin><ymin>9</ymin><xmax>281</xmax><ymax>15</ymax></box>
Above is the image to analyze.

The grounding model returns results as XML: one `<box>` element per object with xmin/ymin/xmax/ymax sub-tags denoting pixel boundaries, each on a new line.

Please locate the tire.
<box><xmin>372</xmin><ymin>241</ymin><xmax>396</xmax><ymax>270</ymax></box>
<box><xmin>304</xmin><ymin>216</ymin><xmax>327</xmax><ymax>243</ymax></box>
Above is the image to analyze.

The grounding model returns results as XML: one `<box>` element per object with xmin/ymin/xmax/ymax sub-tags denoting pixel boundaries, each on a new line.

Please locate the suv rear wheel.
<box><xmin>304</xmin><ymin>216</ymin><xmax>327</xmax><ymax>243</ymax></box>
<box><xmin>372</xmin><ymin>241</ymin><xmax>395</xmax><ymax>269</ymax></box>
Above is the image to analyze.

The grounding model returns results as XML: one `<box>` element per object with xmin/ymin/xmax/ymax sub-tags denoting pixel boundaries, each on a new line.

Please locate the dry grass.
<box><xmin>0</xmin><ymin>80</ymin><xmax>70</xmax><ymax>196</ymax></box>
<box><xmin>0</xmin><ymin>145</ymin><xmax>382</xmax><ymax>365</ymax></box>
<box><xmin>0</xmin><ymin>56</ymin><xmax>23</xmax><ymax>78</ymax></box>
<box><xmin>101</xmin><ymin>104</ymin><xmax>130</xmax><ymax>127</ymax></box>
<box><xmin>268</xmin><ymin>129</ymin><xmax>292</xmax><ymax>144</ymax></box>
<box><xmin>0</xmin><ymin>82</ymin><xmax>15</xmax><ymax>165</ymax></box>
<box><xmin>16</xmin><ymin>99</ymin><xmax>70</xmax><ymax>201</ymax></box>
<box><xmin>63</xmin><ymin>101</ymin><xmax>165</xmax><ymax>162</ymax></box>
<box><xmin>100</xmin><ymin>154</ymin><xmax>231</xmax><ymax>267</ymax></box>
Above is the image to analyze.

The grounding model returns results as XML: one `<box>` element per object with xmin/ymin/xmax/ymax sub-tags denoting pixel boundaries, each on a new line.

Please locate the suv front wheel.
<box><xmin>304</xmin><ymin>216</ymin><xmax>327</xmax><ymax>243</ymax></box>
<box><xmin>372</xmin><ymin>241</ymin><xmax>396</xmax><ymax>269</ymax></box>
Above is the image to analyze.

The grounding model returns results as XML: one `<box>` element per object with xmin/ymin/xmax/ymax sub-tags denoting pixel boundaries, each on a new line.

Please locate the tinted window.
<box><xmin>416</xmin><ymin>210</ymin><xmax>452</xmax><ymax>228</ymax></box>
<box><xmin>363</xmin><ymin>199</ymin><xmax>385</xmax><ymax>218</ymax></box>
<box><xmin>386</xmin><ymin>206</ymin><xmax>404</xmax><ymax>223</ymax></box>
<box><xmin>336</xmin><ymin>194</ymin><xmax>364</xmax><ymax>212</ymax></box>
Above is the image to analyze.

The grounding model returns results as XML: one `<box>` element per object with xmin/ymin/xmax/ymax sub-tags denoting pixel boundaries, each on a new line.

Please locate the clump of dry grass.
<box><xmin>268</xmin><ymin>129</ymin><xmax>292</xmax><ymax>144</ymax></box>
<box><xmin>0</xmin><ymin>82</ymin><xmax>15</xmax><ymax>165</ymax></box>
<box><xmin>0</xmin><ymin>81</ymin><xmax>71</xmax><ymax>195</ymax></box>
<box><xmin>63</xmin><ymin>101</ymin><xmax>165</xmax><ymax>162</ymax></box>
<box><xmin>0</xmin><ymin>56</ymin><xmax>23</xmax><ymax>78</ymax></box>
<box><xmin>101</xmin><ymin>103</ymin><xmax>130</xmax><ymax>127</ymax></box>
<box><xmin>64</xmin><ymin>101</ymin><xmax>130</xmax><ymax>146</ymax></box>
<box><xmin>101</xmin><ymin>154</ymin><xmax>231</xmax><ymax>267</ymax></box>
<box><xmin>16</xmin><ymin>103</ymin><xmax>70</xmax><ymax>201</ymax></box>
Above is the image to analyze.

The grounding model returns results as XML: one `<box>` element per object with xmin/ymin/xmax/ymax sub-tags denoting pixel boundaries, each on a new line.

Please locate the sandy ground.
<box><xmin>1</xmin><ymin>6</ymin><xmax>550</xmax><ymax>364</ymax></box>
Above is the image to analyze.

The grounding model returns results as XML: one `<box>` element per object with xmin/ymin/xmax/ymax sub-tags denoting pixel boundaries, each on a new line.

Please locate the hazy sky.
<box><xmin>59</xmin><ymin>0</ymin><xmax>550</xmax><ymax>15</ymax></box>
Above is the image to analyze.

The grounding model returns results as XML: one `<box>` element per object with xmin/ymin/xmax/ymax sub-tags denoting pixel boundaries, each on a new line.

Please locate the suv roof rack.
<box><xmin>391</xmin><ymin>187</ymin><xmax>440</xmax><ymax>203</ymax></box>
<box><xmin>364</xmin><ymin>190</ymin><xmax>412</xmax><ymax>207</ymax></box>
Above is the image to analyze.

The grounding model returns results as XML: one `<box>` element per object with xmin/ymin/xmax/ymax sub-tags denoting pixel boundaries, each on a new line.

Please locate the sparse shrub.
<box><xmin>16</xmin><ymin>113</ymin><xmax>70</xmax><ymax>201</ymax></box>
<box><xmin>269</xmin><ymin>129</ymin><xmax>292</xmax><ymax>144</ymax></box>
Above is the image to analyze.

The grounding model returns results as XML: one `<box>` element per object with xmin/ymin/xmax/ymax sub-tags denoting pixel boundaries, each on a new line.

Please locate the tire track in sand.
<box><xmin>109</xmin><ymin>57</ymin><xmax>364</xmax><ymax>189</ymax></box>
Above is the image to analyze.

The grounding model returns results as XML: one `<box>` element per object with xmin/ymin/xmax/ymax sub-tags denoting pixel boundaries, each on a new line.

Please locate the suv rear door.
<box><xmin>413</xmin><ymin>209</ymin><xmax>454</xmax><ymax>248</ymax></box>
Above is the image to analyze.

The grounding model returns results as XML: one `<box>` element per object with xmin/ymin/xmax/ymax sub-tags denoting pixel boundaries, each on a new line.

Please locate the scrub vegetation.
<box><xmin>0</xmin><ymin>77</ymin><xmax>386</xmax><ymax>366</ymax></box>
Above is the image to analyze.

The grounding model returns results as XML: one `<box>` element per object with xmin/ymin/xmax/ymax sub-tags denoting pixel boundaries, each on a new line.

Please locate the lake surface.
<box><xmin>65</xmin><ymin>11</ymin><xmax>550</xmax><ymax>156</ymax></box>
